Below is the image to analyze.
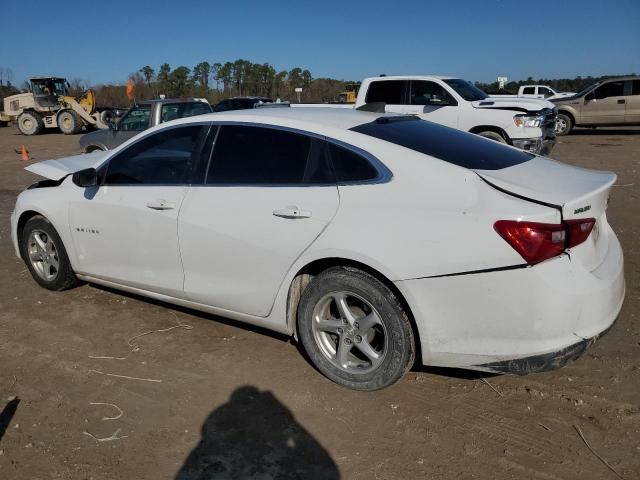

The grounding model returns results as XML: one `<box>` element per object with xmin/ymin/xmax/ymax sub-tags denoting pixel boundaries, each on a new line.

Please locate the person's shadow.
<box><xmin>0</xmin><ymin>397</ymin><xmax>20</xmax><ymax>443</ymax></box>
<box><xmin>175</xmin><ymin>386</ymin><xmax>340</xmax><ymax>480</ymax></box>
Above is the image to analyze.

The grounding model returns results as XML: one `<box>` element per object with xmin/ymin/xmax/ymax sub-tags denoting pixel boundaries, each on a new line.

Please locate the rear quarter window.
<box><xmin>351</xmin><ymin>117</ymin><xmax>533</xmax><ymax>170</ymax></box>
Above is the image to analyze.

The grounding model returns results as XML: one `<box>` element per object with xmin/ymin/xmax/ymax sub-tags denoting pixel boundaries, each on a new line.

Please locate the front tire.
<box><xmin>297</xmin><ymin>267</ymin><xmax>415</xmax><ymax>391</ymax></box>
<box><xmin>58</xmin><ymin>110</ymin><xmax>83</xmax><ymax>134</ymax></box>
<box><xmin>20</xmin><ymin>215</ymin><xmax>78</xmax><ymax>291</ymax></box>
<box><xmin>477</xmin><ymin>130</ymin><xmax>507</xmax><ymax>143</ymax></box>
<box><xmin>17</xmin><ymin>111</ymin><xmax>44</xmax><ymax>135</ymax></box>
<box><xmin>555</xmin><ymin>113</ymin><xmax>573</xmax><ymax>136</ymax></box>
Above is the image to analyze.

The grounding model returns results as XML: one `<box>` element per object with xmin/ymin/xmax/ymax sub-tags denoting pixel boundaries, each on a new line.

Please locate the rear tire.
<box><xmin>58</xmin><ymin>110</ymin><xmax>83</xmax><ymax>134</ymax></box>
<box><xmin>17</xmin><ymin>111</ymin><xmax>44</xmax><ymax>135</ymax></box>
<box><xmin>20</xmin><ymin>215</ymin><xmax>78</xmax><ymax>291</ymax></box>
<box><xmin>477</xmin><ymin>130</ymin><xmax>507</xmax><ymax>143</ymax></box>
<box><xmin>297</xmin><ymin>267</ymin><xmax>415</xmax><ymax>391</ymax></box>
<box><xmin>555</xmin><ymin>113</ymin><xmax>573</xmax><ymax>136</ymax></box>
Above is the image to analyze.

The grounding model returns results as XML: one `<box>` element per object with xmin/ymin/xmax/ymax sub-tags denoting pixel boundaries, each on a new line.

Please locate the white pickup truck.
<box><xmin>492</xmin><ymin>85</ymin><xmax>575</xmax><ymax>100</ymax></box>
<box><xmin>349</xmin><ymin>76</ymin><xmax>557</xmax><ymax>155</ymax></box>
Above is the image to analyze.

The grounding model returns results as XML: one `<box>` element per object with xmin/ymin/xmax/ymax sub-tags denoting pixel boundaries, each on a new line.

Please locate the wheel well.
<box><xmin>16</xmin><ymin>210</ymin><xmax>42</xmax><ymax>258</ymax></box>
<box><xmin>557</xmin><ymin>109</ymin><xmax>575</xmax><ymax>124</ymax></box>
<box><xmin>85</xmin><ymin>145</ymin><xmax>104</xmax><ymax>153</ymax></box>
<box><xmin>469</xmin><ymin>125</ymin><xmax>510</xmax><ymax>142</ymax></box>
<box><xmin>286</xmin><ymin>258</ymin><xmax>422</xmax><ymax>361</ymax></box>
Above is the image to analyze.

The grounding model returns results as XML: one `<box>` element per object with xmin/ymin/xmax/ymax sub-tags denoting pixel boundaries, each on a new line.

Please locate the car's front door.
<box><xmin>178</xmin><ymin>124</ymin><xmax>340</xmax><ymax>317</ymax></box>
<box><xmin>68</xmin><ymin>124</ymin><xmax>209</xmax><ymax>297</ymax></box>
<box><xmin>581</xmin><ymin>80</ymin><xmax>626</xmax><ymax>124</ymax></box>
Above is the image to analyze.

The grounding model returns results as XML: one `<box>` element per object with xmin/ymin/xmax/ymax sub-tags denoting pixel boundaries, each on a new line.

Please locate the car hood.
<box><xmin>25</xmin><ymin>151</ymin><xmax>108</xmax><ymax>181</ymax></box>
<box><xmin>478</xmin><ymin>97</ymin><xmax>555</xmax><ymax>112</ymax></box>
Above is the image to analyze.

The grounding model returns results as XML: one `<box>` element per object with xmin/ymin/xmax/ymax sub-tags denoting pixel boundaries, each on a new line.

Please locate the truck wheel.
<box><xmin>58</xmin><ymin>110</ymin><xmax>83</xmax><ymax>134</ymax></box>
<box><xmin>17</xmin><ymin>111</ymin><xmax>44</xmax><ymax>135</ymax></box>
<box><xmin>555</xmin><ymin>113</ymin><xmax>573</xmax><ymax>136</ymax></box>
<box><xmin>477</xmin><ymin>130</ymin><xmax>507</xmax><ymax>143</ymax></box>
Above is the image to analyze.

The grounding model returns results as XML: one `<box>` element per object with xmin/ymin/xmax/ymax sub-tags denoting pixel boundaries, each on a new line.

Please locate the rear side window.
<box><xmin>522</xmin><ymin>87</ymin><xmax>535</xmax><ymax>95</ymax></box>
<box><xmin>105</xmin><ymin>125</ymin><xmax>204</xmax><ymax>185</ymax></box>
<box><xmin>365</xmin><ymin>80</ymin><xmax>406</xmax><ymax>104</ymax></box>
<box><xmin>206</xmin><ymin>126</ymin><xmax>334</xmax><ymax>185</ymax></box>
<box><xmin>632</xmin><ymin>80</ymin><xmax>640</xmax><ymax>95</ymax></box>
<box><xmin>351</xmin><ymin>117</ymin><xmax>533</xmax><ymax>171</ymax></box>
<box><xmin>328</xmin><ymin>143</ymin><xmax>379</xmax><ymax>183</ymax></box>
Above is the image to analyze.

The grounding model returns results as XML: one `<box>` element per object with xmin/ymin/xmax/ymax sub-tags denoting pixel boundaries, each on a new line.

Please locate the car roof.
<box><xmin>365</xmin><ymin>75</ymin><xmax>457</xmax><ymax>81</ymax></box>
<box><xmin>185</xmin><ymin>107</ymin><xmax>384</xmax><ymax>131</ymax></box>
<box><xmin>136</xmin><ymin>98</ymin><xmax>207</xmax><ymax>105</ymax></box>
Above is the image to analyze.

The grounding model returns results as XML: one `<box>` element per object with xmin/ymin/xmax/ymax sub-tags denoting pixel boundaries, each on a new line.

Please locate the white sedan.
<box><xmin>11</xmin><ymin>108</ymin><xmax>625</xmax><ymax>390</ymax></box>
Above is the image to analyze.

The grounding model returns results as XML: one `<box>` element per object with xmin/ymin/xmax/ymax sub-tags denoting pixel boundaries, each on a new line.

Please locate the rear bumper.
<box><xmin>511</xmin><ymin>137</ymin><xmax>556</xmax><ymax>155</ymax></box>
<box><xmin>395</xmin><ymin>224</ymin><xmax>625</xmax><ymax>372</ymax></box>
<box><xmin>475</xmin><ymin>323</ymin><xmax>614</xmax><ymax>375</ymax></box>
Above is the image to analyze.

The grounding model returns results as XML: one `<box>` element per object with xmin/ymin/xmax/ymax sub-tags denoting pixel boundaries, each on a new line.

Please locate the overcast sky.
<box><xmin>2</xmin><ymin>0</ymin><xmax>638</xmax><ymax>86</ymax></box>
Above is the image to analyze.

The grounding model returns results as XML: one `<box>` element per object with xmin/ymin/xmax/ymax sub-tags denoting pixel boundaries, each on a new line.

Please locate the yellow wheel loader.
<box><xmin>0</xmin><ymin>77</ymin><xmax>108</xmax><ymax>135</ymax></box>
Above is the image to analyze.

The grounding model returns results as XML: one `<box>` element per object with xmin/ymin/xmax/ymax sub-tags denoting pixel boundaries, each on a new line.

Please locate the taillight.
<box><xmin>494</xmin><ymin>218</ymin><xmax>596</xmax><ymax>265</ymax></box>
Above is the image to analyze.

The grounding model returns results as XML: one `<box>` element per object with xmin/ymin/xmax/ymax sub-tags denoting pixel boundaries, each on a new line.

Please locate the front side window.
<box><xmin>365</xmin><ymin>80</ymin><xmax>406</xmax><ymax>105</ymax></box>
<box><xmin>539</xmin><ymin>87</ymin><xmax>553</xmax><ymax>97</ymax></box>
<box><xmin>119</xmin><ymin>105</ymin><xmax>152</xmax><ymax>131</ymax></box>
<box><xmin>104</xmin><ymin>125</ymin><xmax>204</xmax><ymax>185</ymax></box>
<box><xmin>410</xmin><ymin>81</ymin><xmax>455</xmax><ymax>105</ymax></box>
<box><xmin>594</xmin><ymin>81</ymin><xmax>625</xmax><ymax>99</ymax></box>
<box><xmin>206</xmin><ymin>126</ymin><xmax>334</xmax><ymax>185</ymax></box>
<box><xmin>632</xmin><ymin>80</ymin><xmax>640</xmax><ymax>95</ymax></box>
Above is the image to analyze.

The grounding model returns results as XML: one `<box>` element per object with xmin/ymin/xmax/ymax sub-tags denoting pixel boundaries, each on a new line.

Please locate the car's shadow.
<box><xmin>174</xmin><ymin>386</ymin><xmax>340</xmax><ymax>480</ymax></box>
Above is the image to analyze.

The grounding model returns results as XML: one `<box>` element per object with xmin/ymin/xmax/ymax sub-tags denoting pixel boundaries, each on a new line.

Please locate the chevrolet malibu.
<box><xmin>11</xmin><ymin>108</ymin><xmax>625</xmax><ymax>390</ymax></box>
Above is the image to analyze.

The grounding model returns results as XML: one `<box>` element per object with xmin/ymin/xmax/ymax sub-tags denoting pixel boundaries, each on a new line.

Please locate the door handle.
<box><xmin>146</xmin><ymin>200</ymin><xmax>175</xmax><ymax>210</ymax></box>
<box><xmin>272</xmin><ymin>206</ymin><xmax>312</xmax><ymax>219</ymax></box>
<box><xmin>617</xmin><ymin>99</ymin><xmax>626</xmax><ymax>104</ymax></box>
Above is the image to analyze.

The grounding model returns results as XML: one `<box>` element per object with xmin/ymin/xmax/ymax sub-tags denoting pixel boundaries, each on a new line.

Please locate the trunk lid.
<box><xmin>476</xmin><ymin>157</ymin><xmax>617</xmax><ymax>270</ymax></box>
<box><xmin>24</xmin><ymin>151</ymin><xmax>108</xmax><ymax>181</ymax></box>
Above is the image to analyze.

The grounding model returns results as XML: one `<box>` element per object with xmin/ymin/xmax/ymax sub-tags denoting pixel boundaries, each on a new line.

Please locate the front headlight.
<box><xmin>514</xmin><ymin>114</ymin><xmax>544</xmax><ymax>128</ymax></box>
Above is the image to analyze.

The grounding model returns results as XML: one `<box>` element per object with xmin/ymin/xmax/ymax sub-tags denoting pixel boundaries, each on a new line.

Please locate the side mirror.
<box><xmin>585</xmin><ymin>92</ymin><xmax>595</xmax><ymax>102</ymax></box>
<box><xmin>72</xmin><ymin>168</ymin><xmax>98</xmax><ymax>188</ymax></box>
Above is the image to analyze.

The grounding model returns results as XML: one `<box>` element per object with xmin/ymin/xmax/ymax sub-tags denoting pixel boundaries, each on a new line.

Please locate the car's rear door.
<box><xmin>68</xmin><ymin>124</ymin><xmax>210</xmax><ymax>297</ymax></box>
<box><xmin>625</xmin><ymin>80</ymin><xmax>640</xmax><ymax>124</ymax></box>
<box><xmin>178</xmin><ymin>124</ymin><xmax>339</xmax><ymax>317</ymax></box>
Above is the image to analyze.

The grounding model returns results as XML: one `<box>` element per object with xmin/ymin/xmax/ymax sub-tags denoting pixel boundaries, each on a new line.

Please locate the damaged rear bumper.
<box><xmin>474</xmin><ymin>323</ymin><xmax>614</xmax><ymax>375</ymax></box>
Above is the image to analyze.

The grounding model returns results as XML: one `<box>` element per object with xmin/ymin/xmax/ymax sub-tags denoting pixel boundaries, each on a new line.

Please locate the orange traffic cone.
<box><xmin>20</xmin><ymin>145</ymin><xmax>28</xmax><ymax>161</ymax></box>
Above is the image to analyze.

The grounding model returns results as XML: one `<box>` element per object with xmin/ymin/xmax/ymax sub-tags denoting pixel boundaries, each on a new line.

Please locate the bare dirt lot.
<box><xmin>0</xmin><ymin>125</ymin><xmax>639</xmax><ymax>480</ymax></box>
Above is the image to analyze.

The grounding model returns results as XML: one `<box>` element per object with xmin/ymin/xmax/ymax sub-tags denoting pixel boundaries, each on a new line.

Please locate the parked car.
<box><xmin>213</xmin><ymin>96</ymin><xmax>273</xmax><ymax>112</ymax></box>
<box><xmin>296</xmin><ymin>76</ymin><xmax>557</xmax><ymax>154</ymax></box>
<box><xmin>552</xmin><ymin>76</ymin><xmax>640</xmax><ymax>135</ymax></box>
<box><xmin>13</xmin><ymin>108</ymin><xmax>624</xmax><ymax>390</ymax></box>
<box><xmin>79</xmin><ymin>98</ymin><xmax>212</xmax><ymax>151</ymax></box>
<box><xmin>490</xmin><ymin>85</ymin><xmax>575</xmax><ymax>100</ymax></box>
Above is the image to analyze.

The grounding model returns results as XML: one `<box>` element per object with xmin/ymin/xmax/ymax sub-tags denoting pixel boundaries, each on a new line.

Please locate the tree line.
<box><xmin>476</xmin><ymin>74</ymin><xmax>636</xmax><ymax>95</ymax></box>
<box><xmin>95</xmin><ymin>59</ymin><xmax>352</xmax><ymax>108</ymax></box>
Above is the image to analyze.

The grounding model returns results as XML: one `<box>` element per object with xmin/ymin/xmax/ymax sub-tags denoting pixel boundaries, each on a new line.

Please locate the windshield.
<box><xmin>31</xmin><ymin>79</ymin><xmax>68</xmax><ymax>96</ymax></box>
<box><xmin>443</xmin><ymin>79</ymin><xmax>488</xmax><ymax>101</ymax></box>
<box><xmin>351</xmin><ymin>116</ymin><xmax>533</xmax><ymax>171</ymax></box>
<box><xmin>575</xmin><ymin>82</ymin><xmax>600</xmax><ymax>98</ymax></box>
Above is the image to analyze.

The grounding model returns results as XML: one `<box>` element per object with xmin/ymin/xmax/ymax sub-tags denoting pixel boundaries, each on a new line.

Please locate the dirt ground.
<box><xmin>0</xmin><ymin>125</ymin><xmax>638</xmax><ymax>480</ymax></box>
